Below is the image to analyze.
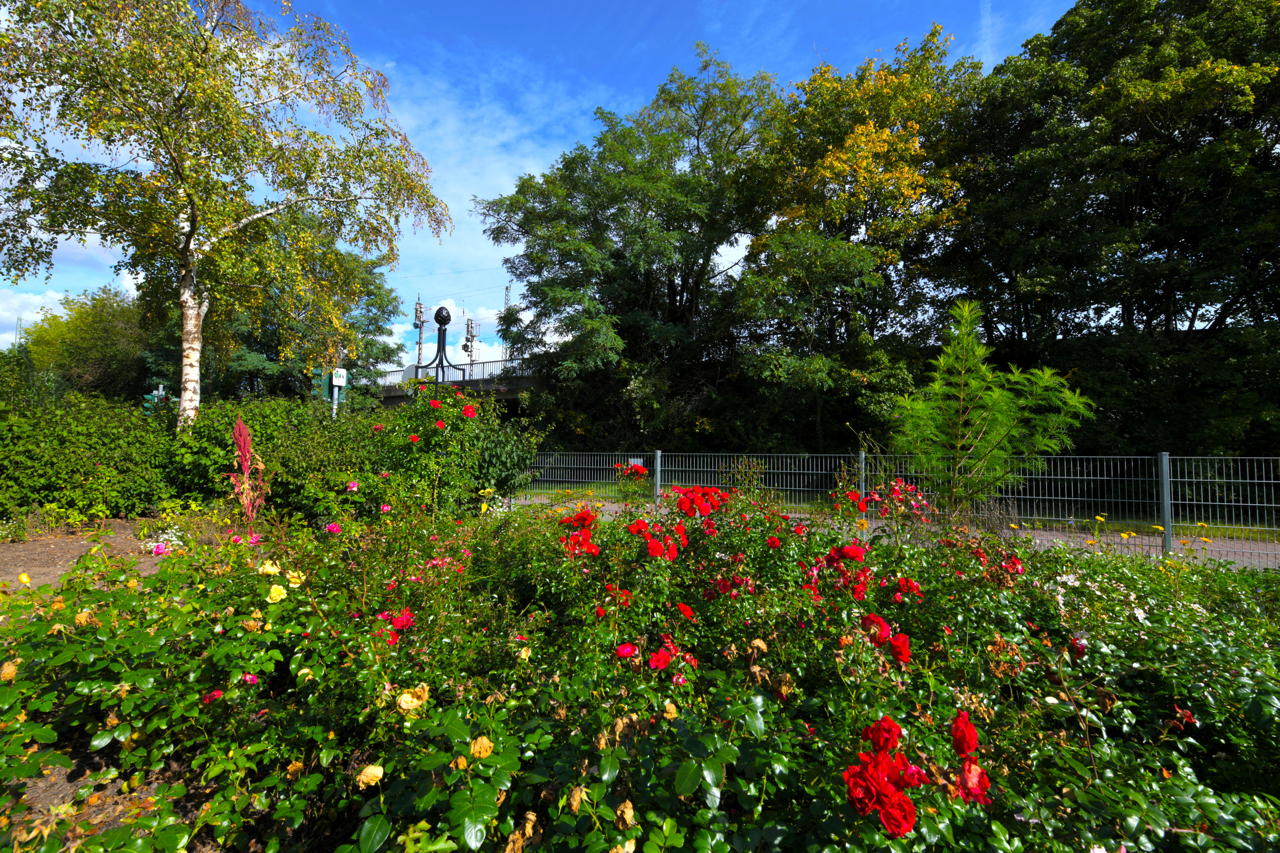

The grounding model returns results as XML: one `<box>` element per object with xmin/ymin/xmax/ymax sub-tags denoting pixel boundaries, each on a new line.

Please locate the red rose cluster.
<box><xmin>844</xmin><ymin>711</ymin><xmax>993</xmax><ymax>838</ymax></box>
<box><xmin>861</xmin><ymin>612</ymin><xmax>911</xmax><ymax>666</ymax></box>
<box><xmin>558</xmin><ymin>507</ymin><xmax>600</xmax><ymax>558</ymax></box>
<box><xmin>625</xmin><ymin>517</ymin><xmax>687</xmax><ymax>561</ymax></box>
<box><xmin>951</xmin><ymin>710</ymin><xmax>992</xmax><ymax>804</ymax></box>
<box><xmin>614</xmin><ymin>462</ymin><xmax>649</xmax><ymax>479</ymax></box>
<box><xmin>672</xmin><ymin>485</ymin><xmax>729</xmax><ymax>517</ymax></box>
<box><xmin>842</xmin><ymin>715</ymin><xmax>929</xmax><ymax>838</ymax></box>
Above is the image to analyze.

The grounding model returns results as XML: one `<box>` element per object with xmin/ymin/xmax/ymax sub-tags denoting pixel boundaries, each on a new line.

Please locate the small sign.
<box><xmin>331</xmin><ymin>368</ymin><xmax>348</xmax><ymax>387</ymax></box>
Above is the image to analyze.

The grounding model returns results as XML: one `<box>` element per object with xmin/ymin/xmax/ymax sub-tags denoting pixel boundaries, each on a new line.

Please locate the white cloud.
<box><xmin>0</xmin><ymin>289</ymin><xmax>67</xmax><ymax>346</ymax></box>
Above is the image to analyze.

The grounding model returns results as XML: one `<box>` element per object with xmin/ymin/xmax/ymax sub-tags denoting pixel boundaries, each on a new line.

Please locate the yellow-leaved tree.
<box><xmin>0</xmin><ymin>0</ymin><xmax>449</xmax><ymax>424</ymax></box>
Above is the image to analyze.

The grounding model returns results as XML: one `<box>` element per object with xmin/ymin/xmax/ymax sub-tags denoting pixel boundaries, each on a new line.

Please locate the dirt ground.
<box><xmin>0</xmin><ymin>519</ymin><xmax>164</xmax><ymax>588</ymax></box>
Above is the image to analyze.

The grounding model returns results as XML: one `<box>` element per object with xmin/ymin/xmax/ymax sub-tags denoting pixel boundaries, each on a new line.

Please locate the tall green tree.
<box><xmin>0</xmin><ymin>0</ymin><xmax>448</xmax><ymax>424</ymax></box>
<box><xmin>938</xmin><ymin>0</ymin><xmax>1280</xmax><ymax>354</ymax></box>
<box><xmin>479</xmin><ymin>50</ymin><xmax>782</xmax><ymax>448</ymax></box>
<box><xmin>22</xmin><ymin>286</ymin><xmax>151</xmax><ymax>399</ymax></box>
<box><xmin>729</xmin><ymin>29</ymin><xmax>981</xmax><ymax>444</ymax></box>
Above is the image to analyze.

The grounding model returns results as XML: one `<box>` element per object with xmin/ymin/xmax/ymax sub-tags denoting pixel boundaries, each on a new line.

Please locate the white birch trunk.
<box><xmin>177</xmin><ymin>263</ymin><xmax>208</xmax><ymax>427</ymax></box>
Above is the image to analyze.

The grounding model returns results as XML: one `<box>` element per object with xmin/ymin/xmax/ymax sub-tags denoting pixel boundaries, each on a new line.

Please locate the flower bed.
<box><xmin>1</xmin><ymin>481</ymin><xmax>1278</xmax><ymax>850</ymax></box>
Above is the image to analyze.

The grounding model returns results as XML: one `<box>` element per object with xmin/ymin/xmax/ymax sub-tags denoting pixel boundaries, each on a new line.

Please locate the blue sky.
<box><xmin>3</xmin><ymin>0</ymin><xmax>1073</xmax><ymax>365</ymax></box>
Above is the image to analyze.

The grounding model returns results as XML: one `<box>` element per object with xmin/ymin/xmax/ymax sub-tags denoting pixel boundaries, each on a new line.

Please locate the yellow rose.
<box><xmin>285</xmin><ymin>570</ymin><xmax>305</xmax><ymax>588</ymax></box>
<box><xmin>356</xmin><ymin>764</ymin><xmax>383</xmax><ymax>789</ymax></box>
<box><xmin>266</xmin><ymin>585</ymin><xmax>287</xmax><ymax>604</ymax></box>
<box><xmin>17</xmin><ymin>573</ymin><xmax>31</xmax><ymax>585</ymax></box>
<box><xmin>257</xmin><ymin>560</ymin><xmax>281</xmax><ymax>575</ymax></box>
<box><xmin>397</xmin><ymin>692</ymin><xmax>424</xmax><ymax>712</ymax></box>
<box><xmin>1</xmin><ymin>660</ymin><xmax>17</xmax><ymax>682</ymax></box>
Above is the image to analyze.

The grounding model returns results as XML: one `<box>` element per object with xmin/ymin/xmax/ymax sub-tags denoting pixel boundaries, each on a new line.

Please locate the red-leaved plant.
<box><xmin>229</xmin><ymin>416</ymin><xmax>270</xmax><ymax>529</ymax></box>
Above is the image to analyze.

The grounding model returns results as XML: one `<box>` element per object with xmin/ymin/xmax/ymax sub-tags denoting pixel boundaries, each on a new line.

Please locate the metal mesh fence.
<box><xmin>525</xmin><ymin>451</ymin><xmax>1280</xmax><ymax>568</ymax></box>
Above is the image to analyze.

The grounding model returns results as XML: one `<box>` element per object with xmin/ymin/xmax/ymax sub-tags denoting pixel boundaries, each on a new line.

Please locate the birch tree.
<box><xmin>0</xmin><ymin>0</ymin><xmax>449</xmax><ymax>423</ymax></box>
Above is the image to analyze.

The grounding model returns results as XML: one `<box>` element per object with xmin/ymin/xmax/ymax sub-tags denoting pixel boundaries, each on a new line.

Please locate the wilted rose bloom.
<box><xmin>356</xmin><ymin>764</ymin><xmax>384</xmax><ymax>789</ymax></box>
<box><xmin>325</xmin><ymin>522</ymin><xmax>342</xmax><ymax>534</ymax></box>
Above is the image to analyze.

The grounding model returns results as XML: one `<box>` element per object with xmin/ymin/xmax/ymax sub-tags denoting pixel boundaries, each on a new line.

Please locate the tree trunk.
<box><xmin>177</xmin><ymin>264</ymin><xmax>208</xmax><ymax>427</ymax></box>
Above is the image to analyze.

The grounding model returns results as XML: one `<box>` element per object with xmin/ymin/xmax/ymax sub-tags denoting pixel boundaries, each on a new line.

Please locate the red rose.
<box><xmin>646</xmin><ymin>538</ymin><xmax>664</xmax><ymax>558</ymax></box>
<box><xmin>462</xmin><ymin>404</ymin><xmax>477</xmax><ymax>418</ymax></box>
<box><xmin>430</xmin><ymin>399</ymin><xmax>442</xmax><ymax>408</ymax></box>
<box><xmin>435</xmin><ymin>420</ymin><xmax>445</xmax><ymax>429</ymax></box>
<box><xmin>862</xmin><ymin>715</ymin><xmax>902</xmax><ymax>752</ymax></box>
<box><xmin>951</xmin><ymin>710</ymin><xmax>979</xmax><ymax>757</ymax></box>
<box><xmin>201</xmin><ymin>689</ymin><xmax>223</xmax><ymax>704</ymax></box>
<box><xmin>372</xmin><ymin>424</ymin><xmax>385</xmax><ymax>432</ymax></box>
<box><xmin>595</xmin><ymin>606</ymin><xmax>606</xmax><ymax>619</ymax></box>
<box><xmin>616</xmin><ymin>642</ymin><xmax>637</xmax><ymax>659</ymax></box>
<box><xmin>957</xmin><ymin>756</ymin><xmax>992</xmax><ymax>804</ymax></box>
<box><xmin>861</xmin><ymin>613</ymin><xmax>891</xmax><ymax>647</ymax></box>
<box><xmin>766</xmin><ymin>536</ymin><xmax>782</xmax><ymax>549</ymax></box>
<box><xmin>648</xmin><ymin>648</ymin><xmax>673</xmax><ymax>670</ymax></box>
<box><xmin>677</xmin><ymin>602</ymin><xmax>695</xmax><ymax>621</ymax></box>
<box><xmin>889</xmin><ymin>633</ymin><xmax>911</xmax><ymax>665</ymax></box>
<box><xmin>409</xmin><ymin>435</ymin><xmax>420</xmax><ymax>443</ymax></box>
<box><xmin>878</xmin><ymin>790</ymin><xmax>917</xmax><ymax>838</ymax></box>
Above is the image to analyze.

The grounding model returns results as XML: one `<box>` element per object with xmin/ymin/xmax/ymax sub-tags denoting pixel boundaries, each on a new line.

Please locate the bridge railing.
<box><xmin>379</xmin><ymin>358</ymin><xmax>530</xmax><ymax>388</ymax></box>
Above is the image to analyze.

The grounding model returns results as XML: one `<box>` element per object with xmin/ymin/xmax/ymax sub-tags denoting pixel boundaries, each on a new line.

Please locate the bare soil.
<box><xmin>0</xmin><ymin>519</ymin><xmax>163</xmax><ymax>588</ymax></box>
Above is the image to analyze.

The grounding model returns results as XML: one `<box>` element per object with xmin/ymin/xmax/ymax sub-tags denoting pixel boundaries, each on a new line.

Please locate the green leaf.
<box><xmin>600</xmin><ymin>753</ymin><xmax>619</xmax><ymax>784</ymax></box>
<box><xmin>358</xmin><ymin>814</ymin><xmax>392</xmax><ymax>853</ymax></box>
<box><xmin>461</xmin><ymin>816</ymin><xmax>486</xmax><ymax>851</ymax></box>
<box><xmin>90</xmin><ymin>730</ymin><xmax>115</xmax><ymax>751</ymax></box>
<box><xmin>675</xmin><ymin>760</ymin><xmax>701</xmax><ymax>796</ymax></box>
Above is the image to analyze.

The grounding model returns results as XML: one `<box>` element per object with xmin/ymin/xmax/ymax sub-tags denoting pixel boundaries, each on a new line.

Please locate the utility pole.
<box><xmin>412</xmin><ymin>298</ymin><xmax>426</xmax><ymax>379</ymax></box>
<box><xmin>462</xmin><ymin>317</ymin><xmax>477</xmax><ymax>376</ymax></box>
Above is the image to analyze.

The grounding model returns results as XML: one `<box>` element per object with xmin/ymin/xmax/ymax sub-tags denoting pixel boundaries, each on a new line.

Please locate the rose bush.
<box><xmin>1</xmin><ymin>473</ymin><xmax>1278</xmax><ymax>850</ymax></box>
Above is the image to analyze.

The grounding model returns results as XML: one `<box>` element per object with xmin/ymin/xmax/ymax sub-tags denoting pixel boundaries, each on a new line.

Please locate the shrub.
<box><xmin>4</xmin><ymin>483</ymin><xmax>1276</xmax><ymax>850</ymax></box>
<box><xmin>0</xmin><ymin>394</ymin><xmax>174</xmax><ymax>521</ymax></box>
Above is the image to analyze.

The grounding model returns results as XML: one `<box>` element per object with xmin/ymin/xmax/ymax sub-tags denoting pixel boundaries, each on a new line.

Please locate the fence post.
<box><xmin>1158</xmin><ymin>452</ymin><xmax>1173</xmax><ymax>555</ymax></box>
<box><xmin>653</xmin><ymin>450</ymin><xmax>662</xmax><ymax>508</ymax></box>
<box><xmin>859</xmin><ymin>450</ymin><xmax>867</xmax><ymax>497</ymax></box>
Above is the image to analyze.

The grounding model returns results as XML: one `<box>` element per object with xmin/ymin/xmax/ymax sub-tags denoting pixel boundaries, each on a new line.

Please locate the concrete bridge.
<box><xmin>378</xmin><ymin>358</ymin><xmax>536</xmax><ymax>403</ymax></box>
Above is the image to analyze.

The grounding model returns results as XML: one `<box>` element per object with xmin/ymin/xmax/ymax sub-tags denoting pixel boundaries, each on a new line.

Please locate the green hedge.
<box><xmin>0</xmin><ymin>391</ymin><xmax>540</xmax><ymax>523</ymax></box>
<box><xmin>0</xmin><ymin>394</ymin><xmax>175</xmax><ymax>520</ymax></box>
